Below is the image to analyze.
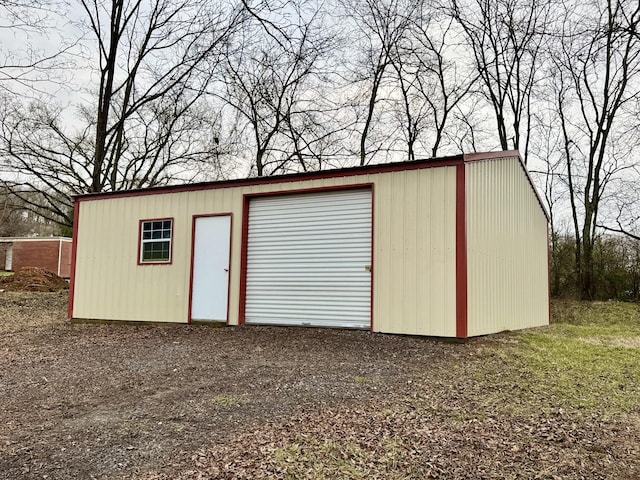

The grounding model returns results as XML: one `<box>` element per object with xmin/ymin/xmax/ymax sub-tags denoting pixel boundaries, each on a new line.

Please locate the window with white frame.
<box><xmin>140</xmin><ymin>219</ymin><xmax>173</xmax><ymax>263</ymax></box>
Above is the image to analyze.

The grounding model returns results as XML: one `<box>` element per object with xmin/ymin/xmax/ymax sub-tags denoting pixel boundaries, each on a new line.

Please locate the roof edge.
<box><xmin>72</xmin><ymin>150</ymin><xmax>548</xmax><ymax>221</ymax></box>
<box><xmin>0</xmin><ymin>236</ymin><xmax>72</xmax><ymax>242</ymax></box>
<box><xmin>74</xmin><ymin>154</ymin><xmax>465</xmax><ymax>202</ymax></box>
<box><xmin>463</xmin><ymin>150</ymin><xmax>550</xmax><ymax>222</ymax></box>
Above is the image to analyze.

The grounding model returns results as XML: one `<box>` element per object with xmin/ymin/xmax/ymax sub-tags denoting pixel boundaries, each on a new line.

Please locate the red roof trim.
<box><xmin>74</xmin><ymin>155</ymin><xmax>464</xmax><ymax>202</ymax></box>
<box><xmin>72</xmin><ymin>151</ymin><xmax>548</xmax><ymax>223</ymax></box>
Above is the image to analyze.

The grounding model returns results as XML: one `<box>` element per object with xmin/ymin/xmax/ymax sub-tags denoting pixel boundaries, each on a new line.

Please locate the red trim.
<box><xmin>241</xmin><ymin>182</ymin><xmax>375</xmax><ymax>200</ymax></box>
<box><xmin>187</xmin><ymin>213</ymin><xmax>233</xmax><ymax>325</ymax></box>
<box><xmin>369</xmin><ymin>183</ymin><xmax>375</xmax><ymax>332</ymax></box>
<box><xmin>238</xmin><ymin>195</ymin><xmax>250</xmax><ymax>325</ymax></box>
<box><xmin>67</xmin><ymin>199</ymin><xmax>81</xmax><ymax>319</ymax></box>
<box><xmin>74</xmin><ymin>156</ymin><xmax>464</xmax><ymax>202</ymax></box>
<box><xmin>137</xmin><ymin>217</ymin><xmax>174</xmax><ymax>265</ymax></box>
<box><xmin>547</xmin><ymin>223</ymin><xmax>551</xmax><ymax>325</ymax></box>
<box><xmin>455</xmin><ymin>163</ymin><xmax>468</xmax><ymax>338</ymax></box>
<box><xmin>238</xmin><ymin>183</ymin><xmax>375</xmax><ymax>328</ymax></box>
<box><xmin>187</xmin><ymin>217</ymin><xmax>197</xmax><ymax>324</ymax></box>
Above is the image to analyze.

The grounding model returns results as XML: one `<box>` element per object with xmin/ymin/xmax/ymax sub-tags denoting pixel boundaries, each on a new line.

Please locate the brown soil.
<box><xmin>0</xmin><ymin>267</ymin><xmax>69</xmax><ymax>292</ymax></box>
<box><xmin>0</xmin><ymin>292</ymin><xmax>638</xmax><ymax>479</ymax></box>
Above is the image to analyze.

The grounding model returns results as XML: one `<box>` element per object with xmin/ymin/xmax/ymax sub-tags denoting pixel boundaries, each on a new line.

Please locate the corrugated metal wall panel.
<box><xmin>73</xmin><ymin>176</ymin><xmax>366</xmax><ymax>324</ymax></box>
<box><xmin>373</xmin><ymin>167</ymin><xmax>457</xmax><ymax>337</ymax></box>
<box><xmin>465</xmin><ymin>157</ymin><xmax>549</xmax><ymax>336</ymax></box>
<box><xmin>245</xmin><ymin>189</ymin><xmax>372</xmax><ymax>328</ymax></box>
<box><xmin>72</xmin><ymin>169</ymin><xmax>458</xmax><ymax>335</ymax></box>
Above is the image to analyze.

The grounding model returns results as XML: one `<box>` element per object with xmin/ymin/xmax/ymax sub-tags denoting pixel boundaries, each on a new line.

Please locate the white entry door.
<box><xmin>191</xmin><ymin>215</ymin><xmax>231</xmax><ymax>322</ymax></box>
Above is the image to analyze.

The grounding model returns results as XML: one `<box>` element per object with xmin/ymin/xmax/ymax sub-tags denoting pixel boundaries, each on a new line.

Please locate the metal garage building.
<box><xmin>69</xmin><ymin>150</ymin><xmax>549</xmax><ymax>338</ymax></box>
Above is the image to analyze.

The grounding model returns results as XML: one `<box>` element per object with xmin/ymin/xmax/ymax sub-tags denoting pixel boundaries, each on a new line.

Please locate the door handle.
<box><xmin>224</xmin><ymin>268</ymin><xmax>229</xmax><ymax>272</ymax></box>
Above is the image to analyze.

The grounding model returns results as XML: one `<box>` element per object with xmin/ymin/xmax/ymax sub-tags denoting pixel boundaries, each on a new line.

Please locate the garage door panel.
<box><xmin>245</xmin><ymin>189</ymin><xmax>372</xmax><ymax>329</ymax></box>
<box><xmin>250</xmin><ymin>194</ymin><xmax>370</xmax><ymax>210</ymax></box>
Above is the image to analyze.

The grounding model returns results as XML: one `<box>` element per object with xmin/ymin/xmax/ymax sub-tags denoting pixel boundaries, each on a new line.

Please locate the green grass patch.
<box><xmin>517</xmin><ymin>333</ymin><xmax>639</xmax><ymax>412</ymax></box>
<box><xmin>514</xmin><ymin>300</ymin><xmax>640</xmax><ymax>414</ymax></box>
<box><xmin>467</xmin><ymin>300</ymin><xmax>640</xmax><ymax>416</ymax></box>
<box><xmin>0</xmin><ymin>271</ymin><xmax>13</xmax><ymax>277</ymax></box>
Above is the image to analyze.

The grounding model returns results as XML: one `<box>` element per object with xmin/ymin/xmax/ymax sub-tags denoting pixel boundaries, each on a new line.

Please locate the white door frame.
<box><xmin>189</xmin><ymin>213</ymin><xmax>232</xmax><ymax>323</ymax></box>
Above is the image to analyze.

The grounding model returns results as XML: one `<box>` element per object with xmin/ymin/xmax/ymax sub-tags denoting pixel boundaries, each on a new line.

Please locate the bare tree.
<box><xmin>450</xmin><ymin>0</ymin><xmax>551</xmax><ymax>162</ymax></box>
<box><xmin>218</xmin><ymin>1</ymin><xmax>334</xmax><ymax>176</ymax></box>
<box><xmin>390</xmin><ymin>13</ymin><xmax>478</xmax><ymax>160</ymax></box>
<box><xmin>0</xmin><ymin>0</ymin><xmax>243</xmax><ymax>227</ymax></box>
<box><xmin>78</xmin><ymin>0</ymin><xmax>242</xmax><ymax>193</ymax></box>
<box><xmin>339</xmin><ymin>0</ymin><xmax>420</xmax><ymax>165</ymax></box>
<box><xmin>552</xmin><ymin>0</ymin><xmax>640</xmax><ymax>299</ymax></box>
<box><xmin>0</xmin><ymin>1</ymin><xmax>75</xmax><ymax>96</ymax></box>
<box><xmin>0</xmin><ymin>185</ymin><xmax>63</xmax><ymax>236</ymax></box>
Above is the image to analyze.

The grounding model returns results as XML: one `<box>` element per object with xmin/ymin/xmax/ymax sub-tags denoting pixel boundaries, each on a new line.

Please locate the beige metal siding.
<box><xmin>465</xmin><ymin>157</ymin><xmax>549</xmax><ymax>336</ymax></box>
<box><xmin>73</xmin><ymin>168</ymin><xmax>458</xmax><ymax>335</ymax></box>
<box><xmin>373</xmin><ymin>168</ymin><xmax>457</xmax><ymax>336</ymax></box>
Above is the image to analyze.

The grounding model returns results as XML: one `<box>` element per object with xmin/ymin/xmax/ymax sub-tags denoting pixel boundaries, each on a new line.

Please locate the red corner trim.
<box><xmin>455</xmin><ymin>163</ymin><xmax>468</xmax><ymax>338</ymax></box>
<box><xmin>67</xmin><ymin>199</ymin><xmax>80</xmax><ymax>319</ymax></box>
<box><xmin>369</xmin><ymin>183</ymin><xmax>375</xmax><ymax>332</ymax></box>
<box><xmin>547</xmin><ymin>223</ymin><xmax>551</xmax><ymax>325</ymax></box>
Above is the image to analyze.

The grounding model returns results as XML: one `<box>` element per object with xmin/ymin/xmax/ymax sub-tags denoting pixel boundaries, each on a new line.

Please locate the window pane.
<box><xmin>142</xmin><ymin>240</ymin><xmax>170</xmax><ymax>262</ymax></box>
<box><xmin>140</xmin><ymin>219</ymin><xmax>171</xmax><ymax>263</ymax></box>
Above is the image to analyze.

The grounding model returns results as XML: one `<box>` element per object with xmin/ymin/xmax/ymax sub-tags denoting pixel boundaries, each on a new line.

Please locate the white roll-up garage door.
<box><xmin>245</xmin><ymin>188</ymin><xmax>372</xmax><ymax>329</ymax></box>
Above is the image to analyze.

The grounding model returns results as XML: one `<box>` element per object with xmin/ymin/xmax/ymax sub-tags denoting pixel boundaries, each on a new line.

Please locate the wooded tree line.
<box><xmin>0</xmin><ymin>0</ymin><xmax>639</xmax><ymax>300</ymax></box>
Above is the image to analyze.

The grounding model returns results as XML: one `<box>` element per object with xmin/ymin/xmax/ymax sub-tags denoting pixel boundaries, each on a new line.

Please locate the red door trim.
<box><xmin>238</xmin><ymin>183</ymin><xmax>375</xmax><ymax>328</ymax></box>
<box><xmin>188</xmin><ymin>213</ymin><xmax>233</xmax><ymax>325</ymax></box>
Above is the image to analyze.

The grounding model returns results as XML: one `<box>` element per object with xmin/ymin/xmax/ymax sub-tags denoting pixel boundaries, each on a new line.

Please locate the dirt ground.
<box><xmin>0</xmin><ymin>268</ymin><xmax>68</xmax><ymax>292</ymax></box>
<box><xmin>0</xmin><ymin>292</ymin><xmax>638</xmax><ymax>479</ymax></box>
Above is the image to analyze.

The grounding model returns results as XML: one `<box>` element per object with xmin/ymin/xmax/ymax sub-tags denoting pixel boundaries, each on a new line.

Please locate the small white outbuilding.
<box><xmin>69</xmin><ymin>150</ymin><xmax>549</xmax><ymax>338</ymax></box>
